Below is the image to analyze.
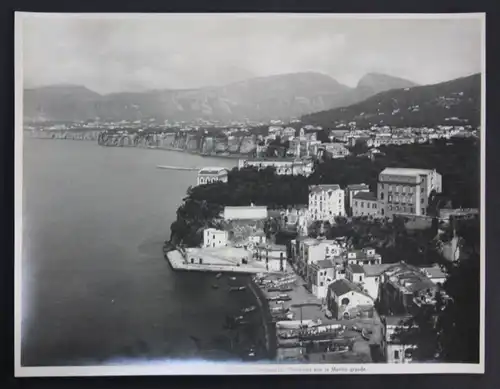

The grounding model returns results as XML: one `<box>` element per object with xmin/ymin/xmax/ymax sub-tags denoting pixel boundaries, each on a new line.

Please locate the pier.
<box><xmin>156</xmin><ymin>165</ymin><xmax>200</xmax><ymax>171</ymax></box>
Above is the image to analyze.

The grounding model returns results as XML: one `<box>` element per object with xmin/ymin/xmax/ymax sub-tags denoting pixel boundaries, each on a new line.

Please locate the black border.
<box><xmin>2</xmin><ymin>1</ymin><xmax>499</xmax><ymax>389</ymax></box>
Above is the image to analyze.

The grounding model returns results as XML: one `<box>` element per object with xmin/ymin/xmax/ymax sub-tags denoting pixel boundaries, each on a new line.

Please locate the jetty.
<box><xmin>166</xmin><ymin>249</ymin><xmax>268</xmax><ymax>274</ymax></box>
<box><xmin>156</xmin><ymin>165</ymin><xmax>200</xmax><ymax>171</ymax></box>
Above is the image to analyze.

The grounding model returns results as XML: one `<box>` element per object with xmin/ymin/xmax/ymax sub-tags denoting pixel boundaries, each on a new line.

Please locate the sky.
<box><xmin>19</xmin><ymin>13</ymin><xmax>484</xmax><ymax>94</ymax></box>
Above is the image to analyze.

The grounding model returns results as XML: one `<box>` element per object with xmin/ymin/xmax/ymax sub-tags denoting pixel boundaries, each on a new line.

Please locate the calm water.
<box><xmin>21</xmin><ymin>139</ymin><xmax>263</xmax><ymax>366</ymax></box>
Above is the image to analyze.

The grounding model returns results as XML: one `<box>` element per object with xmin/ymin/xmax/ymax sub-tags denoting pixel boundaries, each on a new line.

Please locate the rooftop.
<box><xmin>314</xmin><ymin>259</ymin><xmax>335</xmax><ymax>269</ymax></box>
<box><xmin>353</xmin><ymin>192</ymin><xmax>377</xmax><ymax>201</ymax></box>
<box><xmin>309</xmin><ymin>184</ymin><xmax>341</xmax><ymax>193</ymax></box>
<box><xmin>419</xmin><ymin>265</ymin><xmax>447</xmax><ymax>279</ymax></box>
<box><xmin>348</xmin><ymin>264</ymin><xmax>365</xmax><ymax>274</ymax></box>
<box><xmin>198</xmin><ymin>167</ymin><xmax>228</xmax><ymax>175</ymax></box>
<box><xmin>346</xmin><ymin>183</ymin><xmax>369</xmax><ymax>190</ymax></box>
<box><xmin>380</xmin><ymin>167</ymin><xmax>436</xmax><ymax>177</ymax></box>
<box><xmin>329</xmin><ymin>279</ymin><xmax>362</xmax><ymax>297</ymax></box>
<box><xmin>363</xmin><ymin>264</ymin><xmax>393</xmax><ymax>277</ymax></box>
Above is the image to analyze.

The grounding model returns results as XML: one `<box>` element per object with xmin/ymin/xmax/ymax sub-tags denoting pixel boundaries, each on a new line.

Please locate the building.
<box><xmin>383</xmin><ymin>315</ymin><xmax>416</xmax><ymax>364</ymax></box>
<box><xmin>223</xmin><ymin>205</ymin><xmax>268</xmax><ymax>221</ymax></box>
<box><xmin>254</xmin><ymin>243</ymin><xmax>287</xmax><ymax>272</ymax></box>
<box><xmin>326</xmin><ymin>279</ymin><xmax>374</xmax><ymax>320</ymax></box>
<box><xmin>308</xmin><ymin>185</ymin><xmax>345</xmax><ymax>222</ymax></box>
<box><xmin>308</xmin><ymin>259</ymin><xmax>336</xmax><ymax>300</ymax></box>
<box><xmin>346</xmin><ymin>248</ymin><xmax>382</xmax><ymax>266</ymax></box>
<box><xmin>377</xmin><ymin>262</ymin><xmax>439</xmax><ymax>316</ymax></box>
<box><xmin>203</xmin><ymin>228</ymin><xmax>228</xmax><ymax>248</ymax></box>
<box><xmin>362</xmin><ymin>264</ymin><xmax>394</xmax><ymax>300</ymax></box>
<box><xmin>197</xmin><ymin>167</ymin><xmax>229</xmax><ymax>186</ymax></box>
<box><xmin>248</xmin><ymin>231</ymin><xmax>267</xmax><ymax>246</ymax></box>
<box><xmin>377</xmin><ymin>168</ymin><xmax>442</xmax><ymax>218</ymax></box>
<box><xmin>320</xmin><ymin>142</ymin><xmax>351</xmax><ymax>159</ymax></box>
<box><xmin>419</xmin><ymin>265</ymin><xmax>447</xmax><ymax>285</ymax></box>
<box><xmin>346</xmin><ymin>184</ymin><xmax>370</xmax><ymax>215</ymax></box>
<box><xmin>238</xmin><ymin>157</ymin><xmax>314</xmax><ymax>176</ymax></box>
<box><xmin>352</xmin><ymin>192</ymin><xmax>380</xmax><ymax>218</ymax></box>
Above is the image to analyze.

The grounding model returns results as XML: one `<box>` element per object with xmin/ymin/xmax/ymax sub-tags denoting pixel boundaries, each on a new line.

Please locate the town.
<box><xmin>165</xmin><ymin>153</ymin><xmax>479</xmax><ymax>364</ymax></box>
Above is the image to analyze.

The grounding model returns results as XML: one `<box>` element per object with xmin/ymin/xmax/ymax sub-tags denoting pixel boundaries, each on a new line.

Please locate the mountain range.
<box><xmin>301</xmin><ymin>73</ymin><xmax>481</xmax><ymax>129</ymax></box>
<box><xmin>23</xmin><ymin>72</ymin><xmax>418</xmax><ymax>123</ymax></box>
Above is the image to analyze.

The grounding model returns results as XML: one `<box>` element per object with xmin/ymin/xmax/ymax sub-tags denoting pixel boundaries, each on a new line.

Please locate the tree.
<box><xmin>392</xmin><ymin>217</ymin><xmax>480</xmax><ymax>363</ymax></box>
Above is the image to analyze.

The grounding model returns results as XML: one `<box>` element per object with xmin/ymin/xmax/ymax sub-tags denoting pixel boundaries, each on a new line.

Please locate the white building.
<box><xmin>308</xmin><ymin>185</ymin><xmax>345</xmax><ymax>222</ymax></box>
<box><xmin>361</xmin><ymin>264</ymin><xmax>393</xmax><ymax>300</ymax></box>
<box><xmin>346</xmin><ymin>247</ymin><xmax>382</xmax><ymax>266</ymax></box>
<box><xmin>197</xmin><ymin>167</ymin><xmax>229</xmax><ymax>186</ymax></box>
<box><xmin>203</xmin><ymin>228</ymin><xmax>228</xmax><ymax>248</ymax></box>
<box><xmin>308</xmin><ymin>260</ymin><xmax>336</xmax><ymax>300</ymax></box>
<box><xmin>326</xmin><ymin>279</ymin><xmax>374</xmax><ymax>320</ymax></box>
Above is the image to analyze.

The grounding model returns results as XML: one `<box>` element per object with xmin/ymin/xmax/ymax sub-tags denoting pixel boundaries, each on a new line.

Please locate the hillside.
<box><xmin>301</xmin><ymin>74</ymin><xmax>481</xmax><ymax>129</ymax></box>
<box><xmin>23</xmin><ymin>72</ymin><xmax>417</xmax><ymax>123</ymax></box>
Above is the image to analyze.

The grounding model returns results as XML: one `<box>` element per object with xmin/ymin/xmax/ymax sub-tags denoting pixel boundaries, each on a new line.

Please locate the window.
<box><xmin>410</xmin><ymin>207</ymin><xmax>414</xmax><ymax>213</ymax></box>
<box><xmin>354</xmin><ymin>201</ymin><xmax>358</xmax><ymax>207</ymax></box>
<box><xmin>341</xmin><ymin>297</ymin><xmax>350</xmax><ymax>305</ymax></box>
<box><xmin>421</xmin><ymin>198</ymin><xmax>424</xmax><ymax>204</ymax></box>
<box><xmin>394</xmin><ymin>350</ymin><xmax>400</xmax><ymax>360</ymax></box>
<box><xmin>373</xmin><ymin>203</ymin><xmax>377</xmax><ymax>209</ymax></box>
<box><xmin>359</xmin><ymin>275</ymin><xmax>363</xmax><ymax>282</ymax></box>
<box><xmin>380</xmin><ymin>192</ymin><xmax>384</xmax><ymax>200</ymax></box>
<box><xmin>320</xmin><ymin>282</ymin><xmax>324</xmax><ymax>286</ymax></box>
<box><xmin>388</xmin><ymin>195</ymin><xmax>393</xmax><ymax>202</ymax></box>
<box><xmin>389</xmin><ymin>205</ymin><xmax>393</xmax><ymax>211</ymax></box>
<box><xmin>361</xmin><ymin>202</ymin><xmax>364</xmax><ymax>208</ymax></box>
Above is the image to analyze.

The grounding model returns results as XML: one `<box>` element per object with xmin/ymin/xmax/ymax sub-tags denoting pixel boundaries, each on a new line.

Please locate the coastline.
<box><xmin>25</xmin><ymin>135</ymin><xmax>250</xmax><ymax>160</ymax></box>
<box><xmin>247</xmin><ymin>279</ymin><xmax>278</xmax><ymax>361</ymax></box>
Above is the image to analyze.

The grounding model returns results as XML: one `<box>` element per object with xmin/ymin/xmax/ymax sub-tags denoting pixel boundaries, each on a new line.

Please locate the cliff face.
<box><xmin>93</xmin><ymin>131</ymin><xmax>256</xmax><ymax>155</ymax></box>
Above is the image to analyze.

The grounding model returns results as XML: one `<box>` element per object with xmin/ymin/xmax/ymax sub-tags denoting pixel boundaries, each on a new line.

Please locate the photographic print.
<box><xmin>14</xmin><ymin>12</ymin><xmax>485</xmax><ymax>376</ymax></box>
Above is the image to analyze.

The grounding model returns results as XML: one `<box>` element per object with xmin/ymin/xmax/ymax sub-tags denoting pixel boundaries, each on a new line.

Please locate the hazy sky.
<box><xmin>20</xmin><ymin>14</ymin><xmax>484</xmax><ymax>94</ymax></box>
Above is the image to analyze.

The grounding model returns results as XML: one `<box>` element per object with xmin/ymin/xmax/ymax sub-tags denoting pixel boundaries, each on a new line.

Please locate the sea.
<box><xmin>21</xmin><ymin>138</ymin><xmax>266</xmax><ymax>366</ymax></box>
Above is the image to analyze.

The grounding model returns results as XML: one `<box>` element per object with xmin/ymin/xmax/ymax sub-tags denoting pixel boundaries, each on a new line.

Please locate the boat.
<box><xmin>229</xmin><ymin>277</ymin><xmax>237</xmax><ymax>281</ymax></box>
<box><xmin>212</xmin><ymin>284</ymin><xmax>219</xmax><ymax>289</ymax></box>
<box><xmin>215</xmin><ymin>273</ymin><xmax>222</xmax><ymax>279</ymax></box>
<box><xmin>267</xmin><ymin>287</ymin><xmax>293</xmax><ymax>292</ymax></box>
<box><xmin>229</xmin><ymin>286</ymin><xmax>246</xmax><ymax>292</ymax></box>
<box><xmin>242</xmin><ymin>306</ymin><xmax>257</xmax><ymax>314</ymax></box>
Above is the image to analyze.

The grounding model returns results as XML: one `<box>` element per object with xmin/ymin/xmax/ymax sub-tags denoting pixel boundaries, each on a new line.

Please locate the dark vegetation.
<box><xmin>390</xmin><ymin>216</ymin><xmax>480</xmax><ymax>363</ymax></box>
<box><xmin>170</xmin><ymin>138</ymin><xmax>479</xmax><ymax>249</ymax></box>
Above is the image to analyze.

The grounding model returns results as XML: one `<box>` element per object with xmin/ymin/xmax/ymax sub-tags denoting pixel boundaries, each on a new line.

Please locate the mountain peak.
<box><xmin>356</xmin><ymin>73</ymin><xmax>418</xmax><ymax>92</ymax></box>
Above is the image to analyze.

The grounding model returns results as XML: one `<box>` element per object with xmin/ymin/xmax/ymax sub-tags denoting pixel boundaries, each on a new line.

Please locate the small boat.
<box><xmin>229</xmin><ymin>276</ymin><xmax>237</xmax><ymax>281</ymax></box>
<box><xmin>242</xmin><ymin>306</ymin><xmax>257</xmax><ymax>314</ymax></box>
<box><xmin>212</xmin><ymin>284</ymin><xmax>219</xmax><ymax>289</ymax></box>
<box><xmin>215</xmin><ymin>273</ymin><xmax>222</xmax><ymax>279</ymax></box>
<box><xmin>267</xmin><ymin>287</ymin><xmax>293</xmax><ymax>292</ymax></box>
<box><xmin>229</xmin><ymin>286</ymin><xmax>246</xmax><ymax>292</ymax></box>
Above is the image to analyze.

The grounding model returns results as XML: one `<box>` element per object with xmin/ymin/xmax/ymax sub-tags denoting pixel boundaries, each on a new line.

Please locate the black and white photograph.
<box><xmin>15</xmin><ymin>12</ymin><xmax>485</xmax><ymax>376</ymax></box>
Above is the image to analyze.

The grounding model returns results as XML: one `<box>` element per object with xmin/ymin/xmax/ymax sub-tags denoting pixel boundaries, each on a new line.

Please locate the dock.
<box><xmin>156</xmin><ymin>165</ymin><xmax>200</xmax><ymax>171</ymax></box>
<box><xmin>166</xmin><ymin>249</ymin><xmax>269</xmax><ymax>274</ymax></box>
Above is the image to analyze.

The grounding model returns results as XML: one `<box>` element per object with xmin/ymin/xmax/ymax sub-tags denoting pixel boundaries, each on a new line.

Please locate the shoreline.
<box><xmin>247</xmin><ymin>279</ymin><xmax>278</xmax><ymax>361</ymax></box>
<box><xmin>25</xmin><ymin>135</ymin><xmax>250</xmax><ymax>160</ymax></box>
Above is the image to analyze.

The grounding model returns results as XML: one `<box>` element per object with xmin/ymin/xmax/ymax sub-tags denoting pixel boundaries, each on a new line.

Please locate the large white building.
<box><xmin>223</xmin><ymin>205</ymin><xmax>268</xmax><ymax>221</ymax></box>
<box><xmin>377</xmin><ymin>168</ymin><xmax>442</xmax><ymax>218</ymax></box>
<box><xmin>308</xmin><ymin>185</ymin><xmax>345</xmax><ymax>222</ymax></box>
<box><xmin>197</xmin><ymin>167</ymin><xmax>229</xmax><ymax>186</ymax></box>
